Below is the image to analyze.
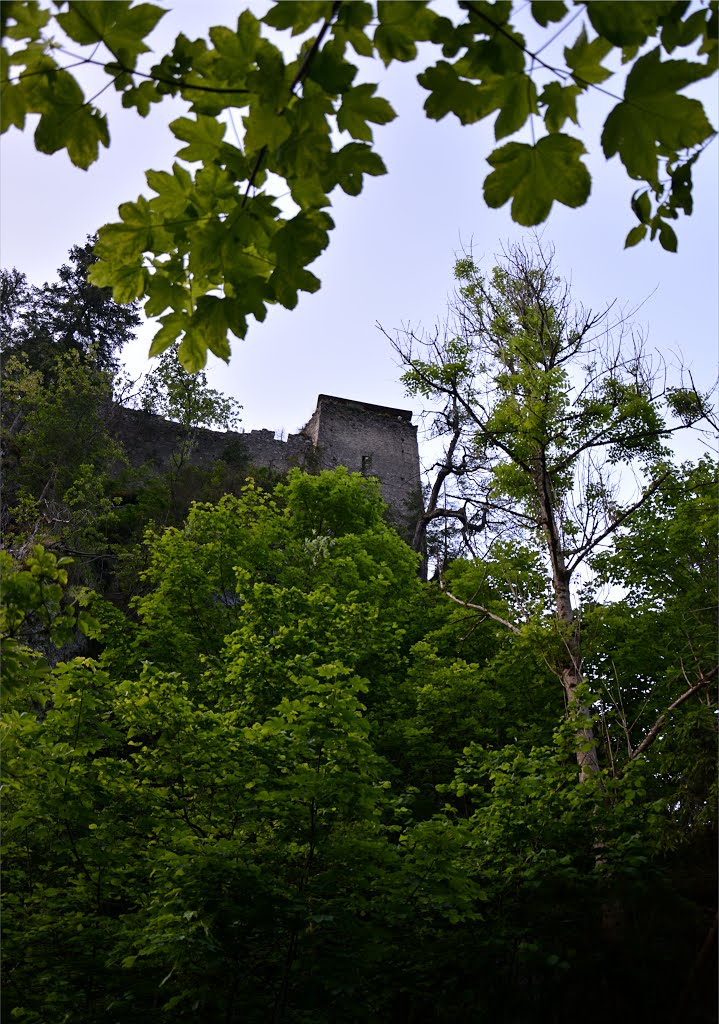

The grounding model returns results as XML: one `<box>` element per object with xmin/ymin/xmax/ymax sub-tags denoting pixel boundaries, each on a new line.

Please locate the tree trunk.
<box><xmin>536</xmin><ymin>460</ymin><xmax>599</xmax><ymax>780</ymax></box>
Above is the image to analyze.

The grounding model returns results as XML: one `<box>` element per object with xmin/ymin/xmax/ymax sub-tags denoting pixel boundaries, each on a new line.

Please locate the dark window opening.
<box><xmin>361</xmin><ymin>454</ymin><xmax>373</xmax><ymax>476</ymax></box>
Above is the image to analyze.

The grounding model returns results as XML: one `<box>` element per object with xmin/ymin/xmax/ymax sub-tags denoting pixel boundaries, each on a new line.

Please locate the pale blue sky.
<box><xmin>2</xmin><ymin>1</ymin><xmax>716</xmax><ymax>448</ymax></box>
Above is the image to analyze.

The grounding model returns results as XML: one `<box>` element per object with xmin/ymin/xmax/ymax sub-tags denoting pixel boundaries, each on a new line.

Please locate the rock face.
<box><xmin>111</xmin><ymin>394</ymin><xmax>423</xmax><ymax>541</ymax></box>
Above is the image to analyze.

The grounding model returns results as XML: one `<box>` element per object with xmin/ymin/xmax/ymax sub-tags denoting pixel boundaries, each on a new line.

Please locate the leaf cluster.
<box><xmin>2</xmin><ymin>455</ymin><xmax>717</xmax><ymax>1021</ymax></box>
<box><xmin>2</xmin><ymin>1</ymin><xmax>716</xmax><ymax>369</ymax></box>
<box><xmin>0</xmin><ymin>237</ymin><xmax>141</xmax><ymax>373</ymax></box>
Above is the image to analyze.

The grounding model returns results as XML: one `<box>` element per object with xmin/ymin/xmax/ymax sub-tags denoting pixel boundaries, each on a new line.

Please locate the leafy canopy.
<box><xmin>0</xmin><ymin>237</ymin><xmax>141</xmax><ymax>373</ymax></box>
<box><xmin>138</xmin><ymin>344</ymin><xmax>243</xmax><ymax>427</ymax></box>
<box><xmin>3</xmin><ymin>460</ymin><xmax>716</xmax><ymax>1021</ymax></box>
<box><xmin>2</xmin><ymin>1</ymin><xmax>717</xmax><ymax>369</ymax></box>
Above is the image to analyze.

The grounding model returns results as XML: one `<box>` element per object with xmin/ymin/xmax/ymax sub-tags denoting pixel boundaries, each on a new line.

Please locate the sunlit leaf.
<box><xmin>484</xmin><ymin>135</ymin><xmax>591</xmax><ymax>225</ymax></box>
<box><xmin>418</xmin><ymin>61</ymin><xmax>483</xmax><ymax>124</ymax></box>
<box><xmin>336</xmin><ymin>82</ymin><xmax>396</xmax><ymax>142</ymax></box>
<box><xmin>563</xmin><ymin>27</ymin><xmax>613</xmax><ymax>86</ymax></box>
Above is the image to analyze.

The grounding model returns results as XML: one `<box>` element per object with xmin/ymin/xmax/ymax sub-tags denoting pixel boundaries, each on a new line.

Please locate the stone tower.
<box><xmin>112</xmin><ymin>394</ymin><xmax>423</xmax><ymax>542</ymax></box>
<box><xmin>301</xmin><ymin>395</ymin><xmax>422</xmax><ymax>538</ymax></box>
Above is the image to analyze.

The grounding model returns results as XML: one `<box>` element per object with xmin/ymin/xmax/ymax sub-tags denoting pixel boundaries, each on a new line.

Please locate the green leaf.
<box><xmin>660</xmin><ymin>8</ymin><xmax>710</xmax><ymax>54</ymax></box>
<box><xmin>145</xmin><ymin>273</ymin><xmax>188</xmax><ymax>317</ymax></box>
<box><xmin>336</xmin><ymin>83</ymin><xmax>396</xmax><ymax>142</ymax></box>
<box><xmin>92</xmin><ymin>197</ymin><xmax>154</xmax><ymax>265</ymax></box>
<box><xmin>374</xmin><ymin>24</ymin><xmax>417</xmax><ymax>64</ymax></box>
<box><xmin>335</xmin><ymin>23</ymin><xmax>375</xmax><ymax>58</ymax></box>
<box><xmin>658</xmin><ymin>220</ymin><xmax>678</xmax><ymax>252</ymax></box>
<box><xmin>223</xmin><ymin>295</ymin><xmax>252</xmax><ymax>334</ymax></box>
<box><xmin>540</xmin><ymin>82</ymin><xmax>580</xmax><ymax>133</ymax></box>
<box><xmin>271</xmin><ymin>210</ymin><xmax>333</xmax><ymax>271</ymax></box>
<box><xmin>531</xmin><ymin>2</ymin><xmax>568</xmax><ymax>27</ymax></box>
<box><xmin>456</xmin><ymin>6</ymin><xmax>526</xmax><ymax>75</ymax></box>
<box><xmin>624</xmin><ymin>224</ymin><xmax>647</xmax><ymax>248</ymax></box>
<box><xmin>601</xmin><ymin>49</ymin><xmax>715</xmax><ymax>183</ymax></box>
<box><xmin>0</xmin><ymin>76</ymin><xmax>28</xmax><ymax>132</ymax></box>
<box><xmin>262</xmin><ymin>1</ymin><xmax>333</xmax><ymax>35</ymax></box>
<box><xmin>480</xmin><ymin>72</ymin><xmax>538</xmax><ymax>140</ymax></box>
<box><xmin>484</xmin><ymin>135</ymin><xmax>591</xmax><ymax>226</ymax></box>
<box><xmin>1</xmin><ymin>3</ymin><xmax>50</xmax><ymax>41</ymax></box>
<box><xmin>626</xmin><ymin>45</ymin><xmax>715</xmax><ymax>98</ymax></box>
<box><xmin>192</xmin><ymin>295</ymin><xmax>232</xmax><ymax>360</ymax></box>
<box><xmin>246</xmin><ymin>44</ymin><xmax>288</xmax><ymax>108</ymax></box>
<box><xmin>274</xmin><ymin>89</ymin><xmax>334</xmax><ymax>205</ymax></box>
<box><xmin>336</xmin><ymin>1</ymin><xmax>374</xmax><ymax>32</ymax></box>
<box><xmin>307</xmin><ymin>40</ymin><xmax>357</xmax><ymax>93</ymax></box>
<box><xmin>268</xmin><ymin>210</ymin><xmax>332</xmax><ymax>307</ymax></box>
<box><xmin>56</xmin><ymin>2</ymin><xmax>166</xmax><ymax>69</ymax></box>
<box><xmin>209</xmin><ymin>11</ymin><xmax>261</xmax><ymax>66</ymax></box>
<box><xmin>418</xmin><ymin>62</ymin><xmax>483</xmax><ymax>124</ymax></box>
<box><xmin>331</xmin><ymin>142</ymin><xmax>386</xmax><ymax>196</ymax></box>
<box><xmin>148</xmin><ymin>311</ymin><xmax>186</xmax><ymax>356</ymax></box>
<box><xmin>668</xmin><ymin>155</ymin><xmax>697</xmax><ymax>216</ymax></box>
<box><xmin>564</xmin><ymin>27</ymin><xmax>613</xmax><ymax>86</ymax></box>
<box><xmin>188</xmin><ymin>218</ymin><xmax>229</xmax><ymax>280</ymax></box>
<box><xmin>121</xmin><ymin>79</ymin><xmax>160</xmax><ymax>117</ymax></box>
<box><xmin>33</xmin><ymin>70</ymin><xmax>110</xmax><ymax>169</ymax></box>
<box><xmin>146</xmin><ymin>164</ymin><xmax>194</xmax><ymax>218</ymax></box>
<box><xmin>244</xmin><ymin>102</ymin><xmax>292</xmax><ymax>153</ymax></box>
<box><xmin>585</xmin><ymin>1</ymin><xmax>675</xmax><ymax>47</ymax></box>
<box><xmin>335</xmin><ymin>2</ymin><xmax>375</xmax><ymax>57</ymax></box>
<box><xmin>426</xmin><ymin>56</ymin><xmax>535</xmax><ymax>137</ymax></box>
<box><xmin>95</xmin><ymin>262</ymin><xmax>146</xmax><ymax>304</ymax></box>
<box><xmin>630</xmin><ymin>189</ymin><xmax>651</xmax><ymax>224</ymax></box>
<box><xmin>171</xmin><ymin>115</ymin><xmax>227</xmax><ymax>163</ymax></box>
<box><xmin>375</xmin><ymin>1</ymin><xmax>436</xmax><ymax>65</ymax></box>
<box><xmin>224</xmin><ymin>267</ymin><xmax>269</xmax><ymax>321</ymax></box>
<box><xmin>178</xmin><ymin>326</ymin><xmax>209</xmax><ymax>372</ymax></box>
<box><xmin>286</xmin><ymin>166</ymin><xmax>330</xmax><ymax>209</ymax></box>
<box><xmin>601</xmin><ymin>104</ymin><xmax>657</xmax><ymax>182</ymax></box>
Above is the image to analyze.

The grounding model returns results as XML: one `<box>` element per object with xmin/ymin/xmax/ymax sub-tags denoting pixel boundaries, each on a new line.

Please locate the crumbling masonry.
<box><xmin>112</xmin><ymin>394</ymin><xmax>423</xmax><ymax>542</ymax></box>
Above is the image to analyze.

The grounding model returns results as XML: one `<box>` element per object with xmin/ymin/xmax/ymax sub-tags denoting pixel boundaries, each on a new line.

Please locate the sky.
<box><xmin>1</xmin><ymin>1</ymin><xmax>717</xmax><ymax>456</ymax></box>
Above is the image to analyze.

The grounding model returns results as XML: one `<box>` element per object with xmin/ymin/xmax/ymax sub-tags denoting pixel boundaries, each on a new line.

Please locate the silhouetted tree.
<box><xmin>1</xmin><ymin>237</ymin><xmax>141</xmax><ymax>373</ymax></box>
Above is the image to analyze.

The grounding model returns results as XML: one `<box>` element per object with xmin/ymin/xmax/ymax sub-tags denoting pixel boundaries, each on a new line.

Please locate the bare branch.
<box><xmin>566</xmin><ymin>470</ymin><xmax>670</xmax><ymax>572</ymax></box>
<box><xmin>438</xmin><ymin>576</ymin><xmax>521</xmax><ymax>634</ymax></box>
<box><xmin>628</xmin><ymin>665</ymin><xmax>717</xmax><ymax>762</ymax></box>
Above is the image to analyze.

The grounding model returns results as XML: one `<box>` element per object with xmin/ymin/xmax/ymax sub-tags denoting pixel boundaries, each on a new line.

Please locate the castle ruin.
<box><xmin>113</xmin><ymin>394</ymin><xmax>423</xmax><ymax>542</ymax></box>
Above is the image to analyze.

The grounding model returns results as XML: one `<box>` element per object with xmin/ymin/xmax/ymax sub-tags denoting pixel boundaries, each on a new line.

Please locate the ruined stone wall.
<box><xmin>111</xmin><ymin>394</ymin><xmax>422</xmax><ymax>538</ymax></box>
<box><xmin>112</xmin><ymin>407</ymin><xmax>316</xmax><ymax>476</ymax></box>
<box><xmin>302</xmin><ymin>395</ymin><xmax>423</xmax><ymax>537</ymax></box>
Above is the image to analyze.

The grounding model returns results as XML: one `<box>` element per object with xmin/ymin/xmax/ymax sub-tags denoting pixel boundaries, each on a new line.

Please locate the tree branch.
<box><xmin>242</xmin><ymin>1</ymin><xmax>341</xmax><ymax>206</ymax></box>
<box><xmin>439</xmin><ymin>576</ymin><xmax>520</xmax><ymax>634</ymax></box>
<box><xmin>51</xmin><ymin>47</ymin><xmax>250</xmax><ymax>96</ymax></box>
<box><xmin>566</xmin><ymin>470</ymin><xmax>670</xmax><ymax>572</ymax></box>
<box><xmin>628</xmin><ymin>665</ymin><xmax>717</xmax><ymax>762</ymax></box>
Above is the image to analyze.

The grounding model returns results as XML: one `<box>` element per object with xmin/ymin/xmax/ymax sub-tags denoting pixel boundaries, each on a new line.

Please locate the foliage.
<box><xmin>1</xmin><ymin>348</ymin><xmax>125</xmax><ymax>560</ymax></box>
<box><xmin>0</xmin><ymin>237</ymin><xmax>141</xmax><ymax>373</ymax></box>
<box><xmin>2</xmin><ymin>2</ymin><xmax>716</xmax><ymax>369</ymax></box>
<box><xmin>138</xmin><ymin>343</ymin><xmax>242</xmax><ymax>432</ymax></box>
<box><xmin>398</xmin><ymin>240</ymin><xmax>711</xmax><ymax>578</ymax></box>
<box><xmin>102</xmin><ymin>469</ymin><xmax>422</xmax><ymax>694</ymax></box>
<box><xmin>2</xmin><ymin>461</ymin><xmax>716</xmax><ymax>1022</ymax></box>
<box><xmin>390</xmin><ymin>239</ymin><xmax>713</xmax><ymax>779</ymax></box>
<box><xmin>0</xmin><ymin>224</ymin><xmax>715</xmax><ymax>1023</ymax></box>
<box><xmin>0</xmin><ymin>242</ymin><xmax>255</xmax><ymax>599</ymax></box>
<box><xmin>585</xmin><ymin>456</ymin><xmax>718</xmax><ymax>837</ymax></box>
<box><xmin>131</xmin><ymin>343</ymin><xmax>244</xmax><ymax>501</ymax></box>
<box><xmin>0</xmin><ymin>544</ymin><xmax>98</xmax><ymax>694</ymax></box>
<box><xmin>0</xmin><ymin>239</ymin><xmax>143</xmax><ymax>579</ymax></box>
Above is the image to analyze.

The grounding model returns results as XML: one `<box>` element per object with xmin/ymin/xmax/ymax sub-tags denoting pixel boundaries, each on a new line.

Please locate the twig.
<box><xmin>439</xmin><ymin>575</ymin><xmax>521</xmax><ymax>634</ymax></box>
<box><xmin>629</xmin><ymin>666</ymin><xmax>717</xmax><ymax>762</ymax></box>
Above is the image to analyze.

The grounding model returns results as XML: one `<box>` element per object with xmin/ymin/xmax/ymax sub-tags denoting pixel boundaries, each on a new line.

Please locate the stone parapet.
<box><xmin>110</xmin><ymin>394</ymin><xmax>422</xmax><ymax>540</ymax></box>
